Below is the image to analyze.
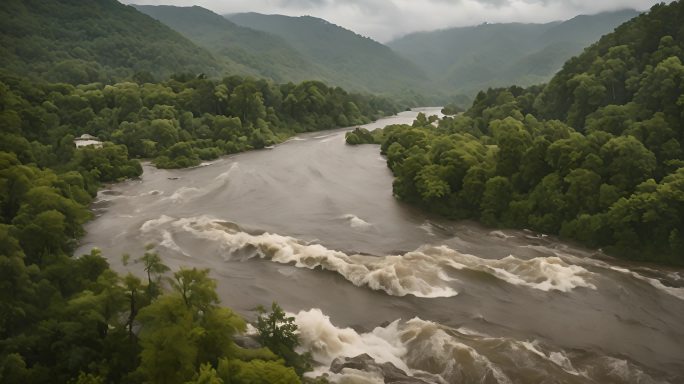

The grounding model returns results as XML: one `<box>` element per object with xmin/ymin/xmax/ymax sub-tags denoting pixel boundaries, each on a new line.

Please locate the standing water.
<box><xmin>78</xmin><ymin>108</ymin><xmax>684</xmax><ymax>383</ymax></box>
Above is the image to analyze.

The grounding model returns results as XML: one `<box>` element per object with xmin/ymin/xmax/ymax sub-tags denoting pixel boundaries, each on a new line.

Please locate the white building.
<box><xmin>74</xmin><ymin>134</ymin><xmax>103</xmax><ymax>148</ymax></box>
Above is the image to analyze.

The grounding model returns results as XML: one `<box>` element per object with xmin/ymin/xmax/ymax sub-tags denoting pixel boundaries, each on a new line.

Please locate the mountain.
<box><xmin>388</xmin><ymin>9</ymin><xmax>640</xmax><ymax>94</ymax></box>
<box><xmin>227</xmin><ymin>12</ymin><xmax>427</xmax><ymax>94</ymax></box>
<box><xmin>373</xmin><ymin>1</ymin><xmax>684</xmax><ymax>263</ymax></box>
<box><xmin>134</xmin><ymin>5</ymin><xmax>329</xmax><ymax>84</ymax></box>
<box><xmin>0</xmin><ymin>0</ymin><xmax>226</xmax><ymax>84</ymax></box>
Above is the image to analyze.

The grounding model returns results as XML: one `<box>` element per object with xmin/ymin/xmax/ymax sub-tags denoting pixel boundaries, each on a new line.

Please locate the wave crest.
<box><xmin>140</xmin><ymin>215</ymin><xmax>596</xmax><ymax>297</ymax></box>
<box><xmin>293</xmin><ymin>308</ymin><xmax>662</xmax><ymax>384</ymax></box>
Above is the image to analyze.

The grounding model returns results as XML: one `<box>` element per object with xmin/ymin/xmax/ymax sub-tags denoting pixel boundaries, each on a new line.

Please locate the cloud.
<box><xmin>122</xmin><ymin>0</ymin><xmax>664</xmax><ymax>42</ymax></box>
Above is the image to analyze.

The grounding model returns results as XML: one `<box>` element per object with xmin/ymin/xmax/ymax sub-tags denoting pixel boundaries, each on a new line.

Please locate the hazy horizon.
<box><xmin>122</xmin><ymin>0</ymin><xmax>664</xmax><ymax>42</ymax></box>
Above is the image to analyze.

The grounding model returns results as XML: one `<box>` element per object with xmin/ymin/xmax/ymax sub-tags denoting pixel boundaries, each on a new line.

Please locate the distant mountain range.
<box><xmin>133</xmin><ymin>6</ymin><xmax>426</xmax><ymax>95</ymax></box>
<box><xmin>226</xmin><ymin>12</ymin><xmax>427</xmax><ymax>94</ymax></box>
<box><xmin>132</xmin><ymin>5</ymin><xmax>325</xmax><ymax>84</ymax></box>
<box><xmin>388</xmin><ymin>9</ymin><xmax>640</xmax><ymax>94</ymax></box>
<box><xmin>0</xmin><ymin>0</ymin><xmax>641</xmax><ymax>103</ymax></box>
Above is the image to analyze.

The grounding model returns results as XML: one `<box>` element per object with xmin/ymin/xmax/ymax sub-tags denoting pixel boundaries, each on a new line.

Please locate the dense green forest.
<box><xmin>0</xmin><ymin>0</ymin><xmax>230</xmax><ymax>84</ymax></box>
<box><xmin>0</xmin><ymin>24</ymin><xmax>398</xmax><ymax>383</ymax></box>
<box><xmin>350</xmin><ymin>1</ymin><xmax>684</xmax><ymax>265</ymax></box>
<box><xmin>1</xmin><ymin>72</ymin><xmax>395</xmax><ymax>169</ymax></box>
<box><xmin>2</xmin><ymin>0</ymin><xmax>683</xmax><ymax>382</ymax></box>
<box><xmin>388</xmin><ymin>10</ymin><xmax>639</xmax><ymax>95</ymax></box>
<box><xmin>0</xmin><ymin>1</ymin><xmax>399</xmax><ymax>381</ymax></box>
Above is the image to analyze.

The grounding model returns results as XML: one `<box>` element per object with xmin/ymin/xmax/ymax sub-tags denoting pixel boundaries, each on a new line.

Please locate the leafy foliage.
<box><xmin>0</xmin><ymin>72</ymin><xmax>397</xmax><ymax>169</ymax></box>
<box><xmin>0</xmin><ymin>0</ymin><xmax>225</xmax><ymax>84</ymax></box>
<box><xmin>0</xmin><ymin>25</ymin><xmax>382</xmax><ymax>383</ymax></box>
<box><xmin>369</xmin><ymin>2</ymin><xmax>684</xmax><ymax>265</ymax></box>
<box><xmin>256</xmin><ymin>303</ymin><xmax>312</xmax><ymax>376</ymax></box>
<box><xmin>345</xmin><ymin>127</ymin><xmax>378</xmax><ymax>145</ymax></box>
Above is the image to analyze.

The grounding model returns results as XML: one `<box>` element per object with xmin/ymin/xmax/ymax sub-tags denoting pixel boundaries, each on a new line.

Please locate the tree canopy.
<box><xmin>354</xmin><ymin>1</ymin><xmax>684</xmax><ymax>265</ymax></box>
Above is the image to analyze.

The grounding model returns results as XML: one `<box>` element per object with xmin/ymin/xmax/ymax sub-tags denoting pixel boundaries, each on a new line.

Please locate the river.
<box><xmin>77</xmin><ymin>108</ymin><xmax>684</xmax><ymax>383</ymax></box>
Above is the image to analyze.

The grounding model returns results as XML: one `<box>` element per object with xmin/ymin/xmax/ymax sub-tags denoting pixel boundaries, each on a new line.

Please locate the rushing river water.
<box><xmin>78</xmin><ymin>108</ymin><xmax>684</xmax><ymax>383</ymax></box>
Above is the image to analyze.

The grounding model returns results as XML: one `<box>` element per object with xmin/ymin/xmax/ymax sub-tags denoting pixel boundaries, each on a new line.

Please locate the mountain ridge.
<box><xmin>227</xmin><ymin>12</ymin><xmax>428</xmax><ymax>95</ymax></box>
<box><xmin>0</xmin><ymin>0</ymin><xmax>227</xmax><ymax>83</ymax></box>
<box><xmin>133</xmin><ymin>5</ymin><xmax>331</xmax><ymax>84</ymax></box>
<box><xmin>388</xmin><ymin>9</ymin><xmax>641</xmax><ymax>95</ymax></box>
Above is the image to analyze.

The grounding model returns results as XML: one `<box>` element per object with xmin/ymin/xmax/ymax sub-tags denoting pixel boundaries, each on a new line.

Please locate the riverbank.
<box><xmin>78</xmin><ymin>108</ymin><xmax>684</xmax><ymax>383</ymax></box>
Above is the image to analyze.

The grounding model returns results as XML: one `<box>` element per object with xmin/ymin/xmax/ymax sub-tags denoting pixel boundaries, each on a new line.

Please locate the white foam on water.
<box><xmin>314</xmin><ymin>133</ymin><xmax>337</xmax><ymax>140</ymax></box>
<box><xmin>419</xmin><ymin>222</ymin><xmax>436</xmax><ymax>237</ymax></box>
<box><xmin>294</xmin><ymin>309</ymin><xmax>408</xmax><ymax>371</ymax></box>
<box><xmin>286</xmin><ymin>137</ymin><xmax>307</xmax><ymax>142</ymax></box>
<box><xmin>489</xmin><ymin>230</ymin><xmax>514</xmax><ymax>239</ymax></box>
<box><xmin>324</xmin><ymin>369</ymin><xmax>385</xmax><ymax>384</ymax></box>
<box><xmin>520</xmin><ymin>341</ymin><xmax>580</xmax><ymax>375</ymax></box>
<box><xmin>587</xmin><ymin>357</ymin><xmax>668</xmax><ymax>384</ymax></box>
<box><xmin>610</xmin><ymin>266</ymin><xmax>684</xmax><ymax>301</ymax></box>
<box><xmin>214</xmin><ymin>162</ymin><xmax>239</xmax><ymax>182</ymax></box>
<box><xmin>429</xmin><ymin>246</ymin><xmax>596</xmax><ymax>292</ymax></box>
<box><xmin>140</xmin><ymin>215</ymin><xmax>176</xmax><ymax>233</ymax></box>
<box><xmin>173</xmin><ymin>216</ymin><xmax>458</xmax><ymax>298</ymax></box>
<box><xmin>159</xmin><ymin>230</ymin><xmax>190</xmax><ymax>257</ymax></box>
<box><xmin>244</xmin><ymin>323</ymin><xmax>258</xmax><ymax>336</ymax></box>
<box><xmin>165</xmin><ymin>187</ymin><xmax>201</xmax><ymax>203</ymax></box>
<box><xmin>340</xmin><ymin>214</ymin><xmax>373</xmax><ymax>229</ymax></box>
<box><xmin>95</xmin><ymin>193</ymin><xmax>131</xmax><ymax>202</ymax></box>
<box><xmin>400</xmin><ymin>318</ymin><xmax>512</xmax><ymax>384</ymax></box>
<box><xmin>288</xmin><ymin>307</ymin><xmax>662</xmax><ymax>384</ymax></box>
<box><xmin>139</xmin><ymin>215</ymin><xmax>597</xmax><ymax>296</ymax></box>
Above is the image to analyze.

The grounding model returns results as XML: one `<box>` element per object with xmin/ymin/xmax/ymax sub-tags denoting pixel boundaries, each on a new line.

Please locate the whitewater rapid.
<box><xmin>78</xmin><ymin>108</ymin><xmax>684</xmax><ymax>383</ymax></box>
<box><xmin>139</xmin><ymin>214</ymin><xmax>598</xmax><ymax>298</ymax></box>
<box><xmin>293</xmin><ymin>309</ymin><xmax>669</xmax><ymax>384</ymax></box>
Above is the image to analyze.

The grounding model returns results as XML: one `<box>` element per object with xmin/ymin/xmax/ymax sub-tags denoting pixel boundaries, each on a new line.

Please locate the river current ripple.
<box><xmin>78</xmin><ymin>108</ymin><xmax>684</xmax><ymax>383</ymax></box>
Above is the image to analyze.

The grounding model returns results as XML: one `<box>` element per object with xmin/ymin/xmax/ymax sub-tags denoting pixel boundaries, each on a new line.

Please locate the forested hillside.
<box><xmin>0</xmin><ymin>0</ymin><xmax>402</xmax><ymax>380</ymax></box>
<box><xmin>388</xmin><ymin>10</ymin><xmax>639</xmax><ymax>95</ymax></box>
<box><xmin>134</xmin><ymin>5</ymin><xmax>329</xmax><ymax>84</ymax></box>
<box><xmin>351</xmin><ymin>1</ymin><xmax>684</xmax><ymax>264</ymax></box>
<box><xmin>0</xmin><ymin>73</ymin><xmax>394</xmax><ymax>383</ymax></box>
<box><xmin>0</xmin><ymin>0</ymin><xmax>228</xmax><ymax>84</ymax></box>
<box><xmin>228</xmin><ymin>13</ymin><xmax>428</xmax><ymax>95</ymax></box>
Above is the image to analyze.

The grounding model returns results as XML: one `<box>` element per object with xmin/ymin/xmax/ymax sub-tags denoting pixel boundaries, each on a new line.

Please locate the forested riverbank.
<box><xmin>0</xmin><ymin>71</ymin><xmax>396</xmax><ymax>382</ymax></box>
<box><xmin>3</xmin><ymin>1</ymin><xmax>684</xmax><ymax>383</ymax></box>
<box><xmin>348</xmin><ymin>1</ymin><xmax>684</xmax><ymax>265</ymax></box>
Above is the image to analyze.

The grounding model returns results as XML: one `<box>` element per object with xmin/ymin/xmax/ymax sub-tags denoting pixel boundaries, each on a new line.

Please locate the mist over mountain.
<box><xmin>388</xmin><ymin>9</ymin><xmax>640</xmax><ymax>95</ymax></box>
<box><xmin>227</xmin><ymin>12</ymin><xmax>428</xmax><ymax>95</ymax></box>
<box><xmin>2</xmin><ymin>1</ymin><xmax>684</xmax><ymax>383</ymax></box>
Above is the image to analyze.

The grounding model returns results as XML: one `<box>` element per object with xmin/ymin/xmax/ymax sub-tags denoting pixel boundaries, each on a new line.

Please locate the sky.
<box><xmin>123</xmin><ymin>0</ymin><xmax>664</xmax><ymax>42</ymax></box>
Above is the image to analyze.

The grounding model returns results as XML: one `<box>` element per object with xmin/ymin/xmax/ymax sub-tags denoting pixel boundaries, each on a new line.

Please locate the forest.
<box><xmin>2</xmin><ymin>0</ymin><xmax>684</xmax><ymax>382</ymax></box>
<box><xmin>0</xmin><ymin>0</ymin><xmax>227</xmax><ymax>84</ymax></box>
<box><xmin>348</xmin><ymin>1</ymin><xmax>684</xmax><ymax>265</ymax></box>
<box><xmin>0</xmin><ymin>66</ymin><xmax>395</xmax><ymax>382</ymax></box>
<box><xmin>1</xmin><ymin>2</ymin><xmax>399</xmax><ymax>381</ymax></box>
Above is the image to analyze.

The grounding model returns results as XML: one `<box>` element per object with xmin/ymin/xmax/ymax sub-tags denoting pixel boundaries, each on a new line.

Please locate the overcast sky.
<box><xmin>123</xmin><ymin>0</ymin><xmax>663</xmax><ymax>42</ymax></box>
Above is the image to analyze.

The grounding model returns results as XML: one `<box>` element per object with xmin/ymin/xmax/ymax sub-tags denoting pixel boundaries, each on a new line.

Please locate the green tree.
<box><xmin>136</xmin><ymin>296</ymin><xmax>199</xmax><ymax>384</ymax></box>
<box><xmin>255</xmin><ymin>303</ymin><xmax>311</xmax><ymax>376</ymax></box>
<box><xmin>171</xmin><ymin>268</ymin><xmax>219</xmax><ymax>312</ymax></box>
<box><xmin>137</xmin><ymin>248</ymin><xmax>170</xmax><ymax>298</ymax></box>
